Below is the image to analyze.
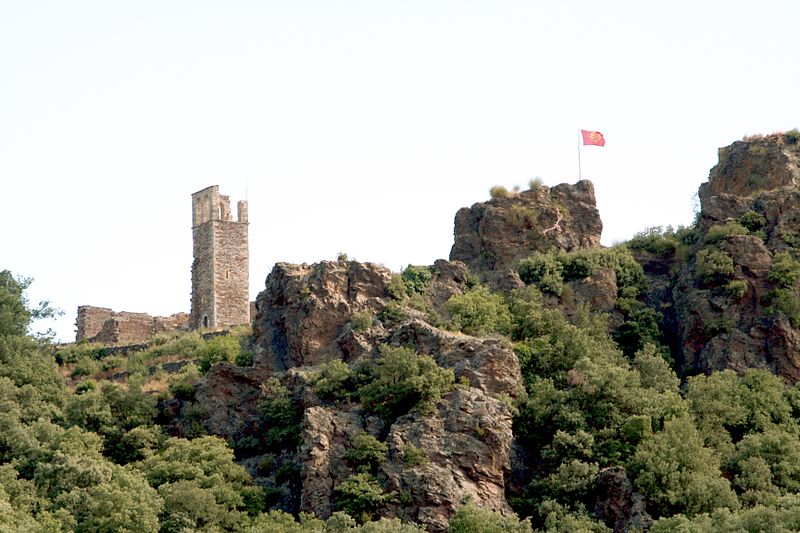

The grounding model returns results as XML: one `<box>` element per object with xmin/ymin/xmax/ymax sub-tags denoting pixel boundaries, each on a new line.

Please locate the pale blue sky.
<box><xmin>2</xmin><ymin>1</ymin><xmax>799</xmax><ymax>341</ymax></box>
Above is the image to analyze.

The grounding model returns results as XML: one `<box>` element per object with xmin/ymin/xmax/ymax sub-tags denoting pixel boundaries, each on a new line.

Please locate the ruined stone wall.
<box><xmin>76</xmin><ymin>306</ymin><xmax>188</xmax><ymax>345</ymax></box>
<box><xmin>190</xmin><ymin>185</ymin><xmax>249</xmax><ymax>330</ymax></box>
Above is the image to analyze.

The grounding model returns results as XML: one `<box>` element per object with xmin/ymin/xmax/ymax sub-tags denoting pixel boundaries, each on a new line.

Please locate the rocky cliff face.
<box><xmin>177</xmin><ymin>134</ymin><xmax>800</xmax><ymax>530</ymax></box>
<box><xmin>672</xmin><ymin>134</ymin><xmax>800</xmax><ymax>381</ymax></box>
<box><xmin>450</xmin><ymin>180</ymin><xmax>602</xmax><ymax>286</ymax></box>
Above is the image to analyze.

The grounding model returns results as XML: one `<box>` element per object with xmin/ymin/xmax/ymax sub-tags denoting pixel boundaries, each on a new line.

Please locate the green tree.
<box><xmin>335</xmin><ymin>473</ymin><xmax>391</xmax><ymax>524</ymax></box>
<box><xmin>0</xmin><ymin>270</ymin><xmax>57</xmax><ymax>337</ymax></box>
<box><xmin>444</xmin><ymin>285</ymin><xmax>513</xmax><ymax>336</ymax></box>
<box><xmin>629</xmin><ymin>416</ymin><xmax>738</xmax><ymax>517</ymax></box>
<box><xmin>358</xmin><ymin>345</ymin><xmax>454</xmax><ymax>421</ymax></box>
<box><xmin>448</xmin><ymin>502</ymin><xmax>533</xmax><ymax>532</ymax></box>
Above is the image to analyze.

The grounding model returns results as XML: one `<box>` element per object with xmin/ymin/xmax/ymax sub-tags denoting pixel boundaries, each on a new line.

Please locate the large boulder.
<box><xmin>251</xmin><ymin>260</ymin><xmax>393</xmax><ymax>370</ymax></box>
<box><xmin>449</xmin><ymin>181</ymin><xmax>602</xmax><ymax>282</ymax></box>
<box><xmin>386</xmin><ymin>319</ymin><xmax>523</xmax><ymax>398</ymax></box>
<box><xmin>381</xmin><ymin>388</ymin><xmax>514</xmax><ymax>531</ymax></box>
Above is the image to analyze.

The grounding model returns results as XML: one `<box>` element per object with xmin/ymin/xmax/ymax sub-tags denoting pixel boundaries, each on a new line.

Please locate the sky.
<box><xmin>2</xmin><ymin>1</ymin><xmax>799</xmax><ymax>342</ymax></box>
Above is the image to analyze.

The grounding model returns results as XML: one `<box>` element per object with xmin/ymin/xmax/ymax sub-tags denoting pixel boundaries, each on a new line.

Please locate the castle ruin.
<box><xmin>190</xmin><ymin>185</ymin><xmax>250</xmax><ymax>330</ymax></box>
<box><xmin>75</xmin><ymin>185</ymin><xmax>251</xmax><ymax>344</ymax></box>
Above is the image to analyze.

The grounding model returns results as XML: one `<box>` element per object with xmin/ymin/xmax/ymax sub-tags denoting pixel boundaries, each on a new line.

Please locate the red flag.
<box><xmin>581</xmin><ymin>130</ymin><xmax>605</xmax><ymax>146</ymax></box>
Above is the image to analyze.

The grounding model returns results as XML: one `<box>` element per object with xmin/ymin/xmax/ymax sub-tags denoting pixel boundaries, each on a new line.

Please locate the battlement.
<box><xmin>192</xmin><ymin>185</ymin><xmax>248</xmax><ymax>226</ymax></box>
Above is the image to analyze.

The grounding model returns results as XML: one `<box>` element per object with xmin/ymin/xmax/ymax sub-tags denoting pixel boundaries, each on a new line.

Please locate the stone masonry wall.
<box><xmin>76</xmin><ymin>306</ymin><xmax>189</xmax><ymax>345</ymax></box>
<box><xmin>190</xmin><ymin>185</ymin><xmax>249</xmax><ymax>330</ymax></box>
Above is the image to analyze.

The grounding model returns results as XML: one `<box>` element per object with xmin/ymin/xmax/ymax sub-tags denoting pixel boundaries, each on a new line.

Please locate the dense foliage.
<box><xmin>9</xmin><ymin>222</ymin><xmax>800</xmax><ymax>532</ymax></box>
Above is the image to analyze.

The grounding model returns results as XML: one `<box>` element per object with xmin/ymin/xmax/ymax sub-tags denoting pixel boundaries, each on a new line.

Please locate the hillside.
<box><xmin>5</xmin><ymin>131</ymin><xmax>800</xmax><ymax>531</ymax></box>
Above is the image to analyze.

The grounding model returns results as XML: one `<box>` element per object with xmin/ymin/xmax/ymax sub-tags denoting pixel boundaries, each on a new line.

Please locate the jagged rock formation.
<box><xmin>671</xmin><ymin>134</ymin><xmax>800</xmax><ymax>381</ymax></box>
<box><xmin>250</xmin><ymin>260</ymin><xmax>394</xmax><ymax>369</ymax></box>
<box><xmin>450</xmin><ymin>180</ymin><xmax>602</xmax><ymax>285</ymax></box>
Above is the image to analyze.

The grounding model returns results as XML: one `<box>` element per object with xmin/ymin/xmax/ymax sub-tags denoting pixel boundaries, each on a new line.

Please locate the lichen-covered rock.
<box><xmin>428</xmin><ymin>259</ymin><xmax>471</xmax><ymax>311</ymax></box>
<box><xmin>594</xmin><ymin>466</ymin><xmax>653</xmax><ymax>533</ymax></box>
<box><xmin>386</xmin><ymin>319</ymin><xmax>523</xmax><ymax>398</ymax></box>
<box><xmin>449</xmin><ymin>181</ymin><xmax>602</xmax><ymax>281</ymax></box>
<box><xmin>299</xmin><ymin>406</ymin><xmax>368</xmax><ymax>519</ymax></box>
<box><xmin>193</xmin><ymin>362</ymin><xmax>271</xmax><ymax>441</ymax></box>
<box><xmin>381</xmin><ymin>388</ymin><xmax>514</xmax><ymax>532</ymax></box>
<box><xmin>674</xmin><ymin>134</ymin><xmax>800</xmax><ymax>382</ymax></box>
<box><xmin>251</xmin><ymin>260</ymin><xmax>393</xmax><ymax>369</ymax></box>
<box><xmin>699</xmin><ymin>135</ymin><xmax>800</xmax><ymax>202</ymax></box>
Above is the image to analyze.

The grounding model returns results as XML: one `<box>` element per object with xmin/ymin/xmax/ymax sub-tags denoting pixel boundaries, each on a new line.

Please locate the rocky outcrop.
<box><xmin>250</xmin><ymin>260</ymin><xmax>393</xmax><ymax>370</ymax></box>
<box><xmin>450</xmin><ymin>181</ymin><xmax>602</xmax><ymax>282</ymax></box>
<box><xmin>594</xmin><ymin>466</ymin><xmax>653</xmax><ymax>533</ymax></box>
<box><xmin>387</xmin><ymin>319</ymin><xmax>523</xmax><ymax>398</ymax></box>
<box><xmin>299</xmin><ymin>406</ymin><xmax>368</xmax><ymax>519</ymax></box>
<box><xmin>381</xmin><ymin>388</ymin><xmax>514</xmax><ymax>532</ymax></box>
<box><xmin>674</xmin><ymin>134</ymin><xmax>800</xmax><ymax>382</ymax></box>
<box><xmin>192</xmin><ymin>363</ymin><xmax>273</xmax><ymax>441</ymax></box>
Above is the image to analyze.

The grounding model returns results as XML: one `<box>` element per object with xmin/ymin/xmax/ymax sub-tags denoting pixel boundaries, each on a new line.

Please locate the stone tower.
<box><xmin>190</xmin><ymin>185</ymin><xmax>249</xmax><ymax>330</ymax></box>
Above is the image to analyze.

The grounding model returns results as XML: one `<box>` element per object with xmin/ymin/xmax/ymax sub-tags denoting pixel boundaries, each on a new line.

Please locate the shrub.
<box><xmin>626</xmin><ymin>226</ymin><xmax>679</xmax><ymax>257</ymax></box>
<box><xmin>785</xmin><ymin>129</ymin><xmax>800</xmax><ymax>144</ymax></box>
<box><xmin>350</xmin><ymin>311</ymin><xmax>373</xmax><ymax>333</ymax></box>
<box><xmin>449</xmin><ymin>503</ymin><xmax>533</xmax><ymax>533</ymax></box>
<box><xmin>763</xmin><ymin>288</ymin><xmax>800</xmax><ymax>328</ymax></box>
<box><xmin>358</xmin><ymin>345</ymin><xmax>454</xmax><ymax>421</ymax></box>
<box><xmin>386</xmin><ymin>275</ymin><xmax>407</xmax><ymax>300</ymax></box>
<box><xmin>695</xmin><ymin>248</ymin><xmax>735</xmax><ymax>286</ymax></box>
<box><xmin>518</xmin><ymin>253</ymin><xmax>564</xmax><ymax>295</ymax></box>
<box><xmin>706</xmin><ymin>221</ymin><xmax>750</xmax><ymax>243</ymax></box>
<box><xmin>168</xmin><ymin>363</ymin><xmax>201</xmax><ymax>401</ymax></box>
<box><xmin>444</xmin><ymin>285</ymin><xmax>513</xmax><ymax>336</ymax></box>
<box><xmin>337</xmin><ymin>252</ymin><xmax>349</xmax><ymax>261</ymax></box>
<box><xmin>401</xmin><ymin>265</ymin><xmax>432</xmax><ymax>295</ymax></box>
<box><xmin>738</xmin><ymin>210</ymin><xmax>767</xmax><ymax>233</ymax></box>
<box><xmin>311</xmin><ymin>359</ymin><xmax>356</xmax><ymax>403</ymax></box>
<box><xmin>345</xmin><ymin>434</ymin><xmax>388</xmax><ymax>473</ymax></box>
<box><xmin>235</xmin><ymin>350</ymin><xmax>253</xmax><ymax>366</ymax></box>
<box><xmin>402</xmin><ymin>443</ymin><xmax>428</xmax><ymax>467</ymax></box>
<box><xmin>335</xmin><ymin>473</ymin><xmax>390</xmax><ymax>524</ymax></box>
<box><xmin>378</xmin><ymin>301</ymin><xmax>405</xmax><ymax>323</ymax></box>
<box><xmin>198</xmin><ymin>334</ymin><xmax>243</xmax><ymax>373</ymax></box>
<box><xmin>489</xmin><ymin>185</ymin><xmax>511</xmax><ymax>199</ymax></box>
<box><xmin>726</xmin><ymin>279</ymin><xmax>748</xmax><ymax>300</ymax></box>
<box><xmin>70</xmin><ymin>356</ymin><xmax>99</xmax><ymax>379</ymax></box>
<box><xmin>260</xmin><ymin>378</ymin><xmax>302</xmax><ymax>451</ymax></box>
<box><xmin>767</xmin><ymin>251</ymin><xmax>800</xmax><ymax>288</ymax></box>
<box><xmin>528</xmin><ymin>177</ymin><xmax>545</xmax><ymax>191</ymax></box>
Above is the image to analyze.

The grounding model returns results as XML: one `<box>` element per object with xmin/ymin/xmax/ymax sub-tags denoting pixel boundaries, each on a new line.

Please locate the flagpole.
<box><xmin>577</xmin><ymin>130</ymin><xmax>582</xmax><ymax>180</ymax></box>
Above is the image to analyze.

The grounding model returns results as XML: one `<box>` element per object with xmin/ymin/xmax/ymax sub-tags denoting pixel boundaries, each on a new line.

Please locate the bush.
<box><xmin>350</xmin><ymin>311</ymin><xmax>373</xmax><ymax>333</ymax></box>
<box><xmin>378</xmin><ymin>302</ymin><xmax>405</xmax><ymax>323</ymax></box>
<box><xmin>198</xmin><ymin>334</ymin><xmax>244</xmax><ymax>373</ymax></box>
<box><xmin>767</xmin><ymin>251</ymin><xmax>800</xmax><ymax>288</ymax></box>
<box><xmin>168</xmin><ymin>363</ymin><xmax>202</xmax><ymax>401</ymax></box>
<box><xmin>738</xmin><ymin>210</ymin><xmax>767</xmax><ymax>233</ymax></box>
<box><xmin>358</xmin><ymin>345</ymin><xmax>454</xmax><ymax>421</ymax></box>
<box><xmin>312</xmin><ymin>359</ymin><xmax>356</xmax><ymax>403</ymax></box>
<box><xmin>695</xmin><ymin>248</ymin><xmax>735</xmax><ymax>286</ymax></box>
<box><xmin>489</xmin><ymin>185</ymin><xmax>511</xmax><ymax>199</ymax></box>
<box><xmin>518</xmin><ymin>253</ymin><xmax>564</xmax><ymax>295</ymax></box>
<box><xmin>402</xmin><ymin>444</ymin><xmax>428</xmax><ymax>467</ymax></box>
<box><xmin>706</xmin><ymin>221</ymin><xmax>750</xmax><ymax>243</ymax></box>
<box><xmin>785</xmin><ymin>129</ymin><xmax>800</xmax><ymax>144</ymax></box>
<box><xmin>726</xmin><ymin>280</ymin><xmax>748</xmax><ymax>300</ymax></box>
<box><xmin>401</xmin><ymin>265</ymin><xmax>432</xmax><ymax>296</ymax></box>
<box><xmin>260</xmin><ymin>378</ymin><xmax>302</xmax><ymax>451</ymax></box>
<box><xmin>335</xmin><ymin>473</ymin><xmax>390</xmax><ymax>524</ymax></box>
<box><xmin>345</xmin><ymin>434</ymin><xmax>388</xmax><ymax>473</ymax></box>
<box><xmin>70</xmin><ymin>356</ymin><xmax>99</xmax><ymax>379</ymax></box>
<box><xmin>528</xmin><ymin>177</ymin><xmax>544</xmax><ymax>191</ymax></box>
<box><xmin>626</xmin><ymin>226</ymin><xmax>679</xmax><ymax>257</ymax></box>
<box><xmin>444</xmin><ymin>285</ymin><xmax>513</xmax><ymax>336</ymax></box>
<box><xmin>449</xmin><ymin>503</ymin><xmax>533</xmax><ymax>533</ymax></box>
